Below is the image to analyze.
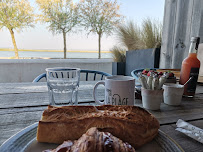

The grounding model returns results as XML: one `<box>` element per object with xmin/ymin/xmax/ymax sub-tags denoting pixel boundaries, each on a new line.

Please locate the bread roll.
<box><xmin>37</xmin><ymin>105</ymin><xmax>159</xmax><ymax>148</ymax></box>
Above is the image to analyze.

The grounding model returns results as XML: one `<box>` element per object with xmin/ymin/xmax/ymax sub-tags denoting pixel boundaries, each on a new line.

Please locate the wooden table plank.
<box><xmin>1</xmin><ymin>92</ymin><xmax>202</xmax><ymax>124</ymax></box>
<box><xmin>0</xmin><ymin>88</ymin><xmax>104</xmax><ymax>109</ymax></box>
<box><xmin>160</xmin><ymin>120</ymin><xmax>203</xmax><ymax>152</ymax></box>
<box><xmin>0</xmin><ymin>109</ymin><xmax>43</xmax><ymax>145</ymax></box>
<box><xmin>0</xmin><ymin>81</ymin><xmax>99</xmax><ymax>94</ymax></box>
<box><xmin>0</xmin><ymin>83</ymin><xmax>47</xmax><ymax>94</ymax></box>
<box><xmin>135</xmin><ymin>93</ymin><xmax>203</xmax><ymax>125</ymax></box>
<box><xmin>0</xmin><ymin>93</ymin><xmax>49</xmax><ymax>108</ymax></box>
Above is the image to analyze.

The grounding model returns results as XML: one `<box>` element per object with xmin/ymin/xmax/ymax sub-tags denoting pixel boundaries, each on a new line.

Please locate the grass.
<box><xmin>116</xmin><ymin>21</ymin><xmax>142</xmax><ymax>51</ymax></box>
<box><xmin>141</xmin><ymin>18</ymin><xmax>162</xmax><ymax>49</ymax></box>
<box><xmin>110</xmin><ymin>46</ymin><xmax>126</xmax><ymax>62</ymax></box>
<box><xmin>115</xmin><ymin>18</ymin><xmax>162</xmax><ymax>51</ymax></box>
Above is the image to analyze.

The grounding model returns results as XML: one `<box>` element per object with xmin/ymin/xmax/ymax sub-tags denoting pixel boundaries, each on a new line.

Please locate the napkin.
<box><xmin>176</xmin><ymin>119</ymin><xmax>203</xmax><ymax>144</ymax></box>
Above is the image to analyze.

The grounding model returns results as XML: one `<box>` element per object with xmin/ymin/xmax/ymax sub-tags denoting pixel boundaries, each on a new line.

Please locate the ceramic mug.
<box><xmin>93</xmin><ymin>76</ymin><xmax>135</xmax><ymax>105</ymax></box>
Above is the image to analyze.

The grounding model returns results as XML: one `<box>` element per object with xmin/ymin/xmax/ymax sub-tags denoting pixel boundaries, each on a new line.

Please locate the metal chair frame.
<box><xmin>32</xmin><ymin>69</ymin><xmax>112</xmax><ymax>82</ymax></box>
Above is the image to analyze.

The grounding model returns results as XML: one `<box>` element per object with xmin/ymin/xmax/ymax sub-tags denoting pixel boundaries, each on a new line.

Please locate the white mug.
<box><xmin>93</xmin><ymin>76</ymin><xmax>135</xmax><ymax>105</ymax></box>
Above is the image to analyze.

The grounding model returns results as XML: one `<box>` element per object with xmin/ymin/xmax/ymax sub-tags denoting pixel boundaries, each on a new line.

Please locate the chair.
<box><xmin>32</xmin><ymin>69</ymin><xmax>112</xmax><ymax>82</ymax></box>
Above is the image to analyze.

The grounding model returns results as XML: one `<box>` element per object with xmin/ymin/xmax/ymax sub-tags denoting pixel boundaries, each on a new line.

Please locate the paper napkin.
<box><xmin>176</xmin><ymin>119</ymin><xmax>203</xmax><ymax>144</ymax></box>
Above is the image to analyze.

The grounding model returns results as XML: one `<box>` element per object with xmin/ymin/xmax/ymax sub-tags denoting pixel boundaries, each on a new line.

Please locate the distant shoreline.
<box><xmin>0</xmin><ymin>48</ymin><xmax>111</xmax><ymax>53</ymax></box>
<box><xmin>0</xmin><ymin>57</ymin><xmax>112</xmax><ymax>59</ymax></box>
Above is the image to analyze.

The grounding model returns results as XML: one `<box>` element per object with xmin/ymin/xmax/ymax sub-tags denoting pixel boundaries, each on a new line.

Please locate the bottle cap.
<box><xmin>190</xmin><ymin>37</ymin><xmax>200</xmax><ymax>42</ymax></box>
<box><xmin>190</xmin><ymin>37</ymin><xmax>200</xmax><ymax>50</ymax></box>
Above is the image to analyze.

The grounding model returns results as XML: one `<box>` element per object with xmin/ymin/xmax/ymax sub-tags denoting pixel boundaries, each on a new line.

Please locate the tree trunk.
<box><xmin>63</xmin><ymin>30</ymin><xmax>67</xmax><ymax>59</ymax></box>
<box><xmin>98</xmin><ymin>33</ymin><xmax>101</xmax><ymax>59</ymax></box>
<box><xmin>9</xmin><ymin>28</ymin><xmax>19</xmax><ymax>59</ymax></box>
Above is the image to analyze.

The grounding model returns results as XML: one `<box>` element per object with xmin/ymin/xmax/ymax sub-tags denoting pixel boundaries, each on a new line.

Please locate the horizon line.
<box><xmin>0</xmin><ymin>48</ymin><xmax>111</xmax><ymax>53</ymax></box>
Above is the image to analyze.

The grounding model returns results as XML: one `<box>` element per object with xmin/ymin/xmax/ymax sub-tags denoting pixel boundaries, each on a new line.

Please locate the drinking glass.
<box><xmin>46</xmin><ymin>67</ymin><xmax>80</xmax><ymax>105</ymax></box>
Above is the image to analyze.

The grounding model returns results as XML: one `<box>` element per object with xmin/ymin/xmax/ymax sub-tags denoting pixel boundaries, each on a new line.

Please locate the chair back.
<box><xmin>33</xmin><ymin>69</ymin><xmax>112</xmax><ymax>82</ymax></box>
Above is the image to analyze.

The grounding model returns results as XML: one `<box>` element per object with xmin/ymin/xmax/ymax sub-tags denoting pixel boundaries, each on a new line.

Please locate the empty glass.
<box><xmin>46</xmin><ymin>67</ymin><xmax>80</xmax><ymax>105</ymax></box>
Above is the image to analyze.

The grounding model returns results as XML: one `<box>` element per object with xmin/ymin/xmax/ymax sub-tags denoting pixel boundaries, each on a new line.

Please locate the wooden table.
<box><xmin>0</xmin><ymin>82</ymin><xmax>203</xmax><ymax>151</ymax></box>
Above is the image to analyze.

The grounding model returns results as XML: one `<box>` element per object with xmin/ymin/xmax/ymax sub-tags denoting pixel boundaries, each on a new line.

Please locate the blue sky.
<box><xmin>0</xmin><ymin>0</ymin><xmax>165</xmax><ymax>51</ymax></box>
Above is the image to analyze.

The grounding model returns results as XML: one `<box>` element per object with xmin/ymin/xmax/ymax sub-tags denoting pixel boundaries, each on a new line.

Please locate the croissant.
<box><xmin>43</xmin><ymin>127</ymin><xmax>136</xmax><ymax>152</ymax></box>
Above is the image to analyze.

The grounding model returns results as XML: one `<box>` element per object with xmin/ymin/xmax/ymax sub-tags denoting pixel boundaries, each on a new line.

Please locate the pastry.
<box><xmin>43</xmin><ymin>127</ymin><xmax>136</xmax><ymax>152</ymax></box>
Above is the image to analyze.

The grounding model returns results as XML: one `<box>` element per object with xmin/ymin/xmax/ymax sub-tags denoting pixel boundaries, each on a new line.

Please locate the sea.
<box><xmin>0</xmin><ymin>51</ymin><xmax>112</xmax><ymax>59</ymax></box>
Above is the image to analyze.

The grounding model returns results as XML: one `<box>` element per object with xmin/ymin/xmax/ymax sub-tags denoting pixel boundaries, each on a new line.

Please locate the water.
<box><xmin>47</xmin><ymin>80</ymin><xmax>79</xmax><ymax>105</ymax></box>
<box><xmin>0</xmin><ymin>51</ymin><xmax>112</xmax><ymax>58</ymax></box>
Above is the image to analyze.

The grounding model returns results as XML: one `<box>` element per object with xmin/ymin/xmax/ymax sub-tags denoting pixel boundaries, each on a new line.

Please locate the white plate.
<box><xmin>0</xmin><ymin>123</ymin><xmax>184</xmax><ymax>152</ymax></box>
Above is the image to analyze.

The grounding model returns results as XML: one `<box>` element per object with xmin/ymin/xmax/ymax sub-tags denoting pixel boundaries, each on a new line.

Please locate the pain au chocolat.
<box><xmin>43</xmin><ymin>127</ymin><xmax>136</xmax><ymax>152</ymax></box>
<box><xmin>37</xmin><ymin>105</ymin><xmax>159</xmax><ymax>148</ymax></box>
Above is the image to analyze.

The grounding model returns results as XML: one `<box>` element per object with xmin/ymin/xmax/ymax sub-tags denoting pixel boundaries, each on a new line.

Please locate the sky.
<box><xmin>0</xmin><ymin>0</ymin><xmax>165</xmax><ymax>51</ymax></box>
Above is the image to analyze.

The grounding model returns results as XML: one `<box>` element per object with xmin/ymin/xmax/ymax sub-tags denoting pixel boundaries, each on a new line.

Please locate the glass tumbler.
<box><xmin>46</xmin><ymin>67</ymin><xmax>80</xmax><ymax>105</ymax></box>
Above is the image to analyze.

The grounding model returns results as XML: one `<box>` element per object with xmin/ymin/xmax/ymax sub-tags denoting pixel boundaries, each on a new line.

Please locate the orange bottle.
<box><xmin>179</xmin><ymin>37</ymin><xmax>200</xmax><ymax>97</ymax></box>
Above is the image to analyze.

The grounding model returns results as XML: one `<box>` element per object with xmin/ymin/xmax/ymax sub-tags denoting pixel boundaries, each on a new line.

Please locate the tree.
<box><xmin>0</xmin><ymin>0</ymin><xmax>35</xmax><ymax>59</ymax></box>
<box><xmin>79</xmin><ymin>0</ymin><xmax>122</xmax><ymax>59</ymax></box>
<box><xmin>36</xmin><ymin>0</ymin><xmax>80</xmax><ymax>59</ymax></box>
